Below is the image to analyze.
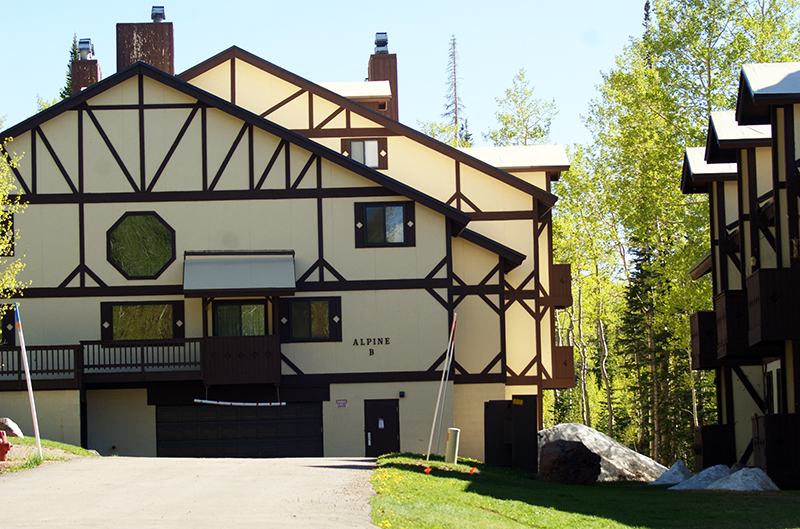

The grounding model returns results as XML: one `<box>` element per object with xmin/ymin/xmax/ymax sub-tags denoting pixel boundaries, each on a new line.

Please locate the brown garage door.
<box><xmin>156</xmin><ymin>403</ymin><xmax>323</xmax><ymax>458</ymax></box>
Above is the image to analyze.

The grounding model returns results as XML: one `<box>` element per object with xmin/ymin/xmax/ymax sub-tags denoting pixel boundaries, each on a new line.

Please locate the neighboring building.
<box><xmin>0</xmin><ymin>13</ymin><xmax>572</xmax><ymax>460</ymax></box>
<box><xmin>684</xmin><ymin>64</ymin><xmax>800</xmax><ymax>488</ymax></box>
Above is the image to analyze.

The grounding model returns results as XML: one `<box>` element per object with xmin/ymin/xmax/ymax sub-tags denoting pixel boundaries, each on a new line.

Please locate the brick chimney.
<box><xmin>116</xmin><ymin>6</ymin><xmax>174</xmax><ymax>74</ymax></box>
<box><xmin>70</xmin><ymin>38</ymin><xmax>101</xmax><ymax>95</ymax></box>
<box><xmin>368</xmin><ymin>32</ymin><xmax>398</xmax><ymax>121</ymax></box>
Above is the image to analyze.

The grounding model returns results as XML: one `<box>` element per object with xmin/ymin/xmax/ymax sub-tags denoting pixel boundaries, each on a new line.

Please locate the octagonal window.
<box><xmin>107</xmin><ymin>212</ymin><xmax>175</xmax><ymax>279</ymax></box>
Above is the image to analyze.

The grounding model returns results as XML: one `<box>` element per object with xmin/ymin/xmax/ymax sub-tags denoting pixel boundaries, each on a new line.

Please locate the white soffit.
<box><xmin>319</xmin><ymin>81</ymin><xmax>392</xmax><ymax>99</ymax></box>
<box><xmin>183</xmin><ymin>252</ymin><xmax>296</xmax><ymax>296</ymax></box>
<box><xmin>686</xmin><ymin>147</ymin><xmax>737</xmax><ymax>176</ymax></box>
<box><xmin>710</xmin><ymin>111</ymin><xmax>770</xmax><ymax>142</ymax></box>
<box><xmin>459</xmin><ymin>145</ymin><xmax>569</xmax><ymax>171</ymax></box>
<box><xmin>743</xmin><ymin>62</ymin><xmax>800</xmax><ymax>97</ymax></box>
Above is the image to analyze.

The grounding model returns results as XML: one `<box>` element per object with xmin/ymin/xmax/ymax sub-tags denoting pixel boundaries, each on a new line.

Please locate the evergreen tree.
<box><xmin>58</xmin><ymin>35</ymin><xmax>79</xmax><ymax>101</ymax></box>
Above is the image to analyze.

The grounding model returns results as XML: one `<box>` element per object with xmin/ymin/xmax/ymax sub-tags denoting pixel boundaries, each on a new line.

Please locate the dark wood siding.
<box><xmin>156</xmin><ymin>402</ymin><xmax>322</xmax><ymax>458</ymax></box>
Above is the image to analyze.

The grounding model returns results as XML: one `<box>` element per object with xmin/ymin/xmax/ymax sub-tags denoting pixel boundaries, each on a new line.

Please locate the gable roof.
<box><xmin>705</xmin><ymin>110</ymin><xmax>771</xmax><ymax>164</ymax></box>
<box><xmin>1</xmin><ymin>60</ymin><xmax>528</xmax><ymax>268</ymax></box>
<box><xmin>736</xmin><ymin>62</ymin><xmax>800</xmax><ymax>125</ymax></box>
<box><xmin>681</xmin><ymin>147</ymin><xmax>737</xmax><ymax>194</ymax></box>
<box><xmin>178</xmin><ymin>46</ymin><xmax>560</xmax><ymax>208</ymax></box>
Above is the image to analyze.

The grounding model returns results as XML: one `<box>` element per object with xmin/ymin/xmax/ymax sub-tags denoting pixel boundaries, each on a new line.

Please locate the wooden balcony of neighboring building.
<box><xmin>747</xmin><ymin>267</ymin><xmax>800</xmax><ymax>345</ymax></box>
<box><xmin>549</xmin><ymin>264</ymin><xmax>573</xmax><ymax>309</ymax></box>
<box><xmin>752</xmin><ymin>413</ymin><xmax>800</xmax><ymax>489</ymax></box>
<box><xmin>694</xmin><ymin>423</ymin><xmax>736</xmax><ymax>470</ymax></box>
<box><xmin>0</xmin><ymin>335</ymin><xmax>281</xmax><ymax>390</ymax></box>
<box><xmin>690</xmin><ymin>311</ymin><xmax>718</xmax><ymax>370</ymax></box>
<box><xmin>541</xmin><ymin>346</ymin><xmax>575</xmax><ymax>389</ymax></box>
<box><xmin>714</xmin><ymin>290</ymin><xmax>781</xmax><ymax>362</ymax></box>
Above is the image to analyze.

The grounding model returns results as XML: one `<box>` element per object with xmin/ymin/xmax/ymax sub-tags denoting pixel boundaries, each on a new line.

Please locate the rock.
<box><xmin>538</xmin><ymin>423</ymin><xmax>667</xmax><ymax>482</ymax></box>
<box><xmin>649</xmin><ymin>460</ymin><xmax>692</xmax><ymax>485</ymax></box>
<box><xmin>706</xmin><ymin>467</ymin><xmax>780</xmax><ymax>491</ymax></box>
<box><xmin>669</xmin><ymin>464</ymin><xmax>730</xmax><ymax>490</ymax></box>
<box><xmin>539</xmin><ymin>439</ymin><xmax>601</xmax><ymax>485</ymax></box>
<box><xmin>0</xmin><ymin>418</ymin><xmax>23</xmax><ymax>438</ymax></box>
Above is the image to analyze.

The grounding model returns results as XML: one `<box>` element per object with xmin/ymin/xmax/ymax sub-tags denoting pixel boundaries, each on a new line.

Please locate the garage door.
<box><xmin>156</xmin><ymin>403</ymin><xmax>323</xmax><ymax>458</ymax></box>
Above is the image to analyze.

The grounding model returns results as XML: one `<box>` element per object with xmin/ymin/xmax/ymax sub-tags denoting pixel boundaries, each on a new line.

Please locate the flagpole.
<box><xmin>15</xmin><ymin>303</ymin><xmax>42</xmax><ymax>458</ymax></box>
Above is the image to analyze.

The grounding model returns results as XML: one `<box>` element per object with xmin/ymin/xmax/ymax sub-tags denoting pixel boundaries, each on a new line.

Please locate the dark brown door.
<box><xmin>364</xmin><ymin>399</ymin><xmax>399</xmax><ymax>457</ymax></box>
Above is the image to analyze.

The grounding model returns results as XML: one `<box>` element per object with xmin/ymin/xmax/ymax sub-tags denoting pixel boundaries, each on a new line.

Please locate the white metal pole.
<box><xmin>426</xmin><ymin>313</ymin><xmax>457</xmax><ymax>461</ymax></box>
<box><xmin>435</xmin><ymin>316</ymin><xmax>457</xmax><ymax>455</ymax></box>
<box><xmin>15</xmin><ymin>303</ymin><xmax>42</xmax><ymax>458</ymax></box>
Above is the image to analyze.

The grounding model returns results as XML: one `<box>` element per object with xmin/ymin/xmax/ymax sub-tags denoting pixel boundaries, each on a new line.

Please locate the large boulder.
<box><xmin>0</xmin><ymin>418</ymin><xmax>23</xmax><ymax>438</ymax></box>
<box><xmin>649</xmin><ymin>460</ymin><xmax>692</xmax><ymax>485</ymax></box>
<box><xmin>669</xmin><ymin>464</ymin><xmax>730</xmax><ymax>490</ymax></box>
<box><xmin>706</xmin><ymin>468</ymin><xmax>780</xmax><ymax>491</ymax></box>
<box><xmin>538</xmin><ymin>423</ymin><xmax>666</xmax><ymax>482</ymax></box>
<box><xmin>539</xmin><ymin>439</ymin><xmax>601</xmax><ymax>485</ymax></box>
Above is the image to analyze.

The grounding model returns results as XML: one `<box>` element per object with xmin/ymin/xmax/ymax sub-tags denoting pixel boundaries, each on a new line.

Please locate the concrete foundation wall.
<box><xmin>86</xmin><ymin>388</ymin><xmax>156</xmax><ymax>456</ymax></box>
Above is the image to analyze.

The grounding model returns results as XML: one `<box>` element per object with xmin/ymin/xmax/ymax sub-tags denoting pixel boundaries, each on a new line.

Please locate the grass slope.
<box><xmin>371</xmin><ymin>454</ymin><xmax>800</xmax><ymax>529</ymax></box>
<box><xmin>11</xmin><ymin>436</ymin><xmax>98</xmax><ymax>457</ymax></box>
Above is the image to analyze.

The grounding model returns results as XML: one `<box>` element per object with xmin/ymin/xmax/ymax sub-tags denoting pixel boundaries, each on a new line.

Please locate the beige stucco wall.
<box><xmin>453</xmin><ymin>383</ymin><xmax>506</xmax><ymax>460</ymax></box>
<box><xmin>732</xmin><ymin>365</ymin><xmax>763</xmax><ymax>465</ymax></box>
<box><xmin>0</xmin><ymin>390</ymin><xmax>80</xmax><ymax>445</ymax></box>
<box><xmin>86</xmin><ymin>388</ymin><xmax>156</xmax><ymax>456</ymax></box>
<box><xmin>323</xmin><ymin>380</ymin><xmax>452</xmax><ymax>457</ymax></box>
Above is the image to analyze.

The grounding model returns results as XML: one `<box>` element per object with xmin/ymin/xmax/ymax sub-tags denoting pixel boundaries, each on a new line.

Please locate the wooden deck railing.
<box><xmin>0</xmin><ymin>335</ymin><xmax>280</xmax><ymax>389</ymax></box>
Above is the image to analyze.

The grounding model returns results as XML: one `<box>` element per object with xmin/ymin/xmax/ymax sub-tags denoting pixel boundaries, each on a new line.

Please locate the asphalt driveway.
<box><xmin>0</xmin><ymin>456</ymin><xmax>377</xmax><ymax>528</ymax></box>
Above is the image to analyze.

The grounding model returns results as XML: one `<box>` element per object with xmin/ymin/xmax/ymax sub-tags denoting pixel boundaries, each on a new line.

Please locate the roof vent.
<box><xmin>78</xmin><ymin>38</ymin><xmax>94</xmax><ymax>60</ymax></box>
<box><xmin>151</xmin><ymin>6</ymin><xmax>166</xmax><ymax>22</ymax></box>
<box><xmin>374</xmin><ymin>32</ymin><xmax>388</xmax><ymax>54</ymax></box>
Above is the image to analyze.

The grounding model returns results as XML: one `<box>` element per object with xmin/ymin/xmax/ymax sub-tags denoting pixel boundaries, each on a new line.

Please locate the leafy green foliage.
<box><xmin>548</xmin><ymin>0</ymin><xmax>800</xmax><ymax>466</ymax></box>
<box><xmin>0</xmin><ymin>125</ymin><xmax>29</xmax><ymax>309</ymax></box>
<box><xmin>484</xmin><ymin>69</ymin><xmax>558</xmax><ymax>146</ymax></box>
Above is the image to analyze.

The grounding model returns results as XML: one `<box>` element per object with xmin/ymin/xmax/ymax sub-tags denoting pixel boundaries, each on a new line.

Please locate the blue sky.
<box><xmin>1</xmin><ymin>0</ymin><xmax>647</xmax><ymax>147</ymax></box>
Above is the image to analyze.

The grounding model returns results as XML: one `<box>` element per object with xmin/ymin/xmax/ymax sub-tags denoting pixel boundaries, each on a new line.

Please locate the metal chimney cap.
<box><xmin>374</xmin><ymin>32</ymin><xmax>388</xmax><ymax>54</ymax></box>
<box><xmin>78</xmin><ymin>38</ymin><xmax>94</xmax><ymax>60</ymax></box>
<box><xmin>151</xmin><ymin>6</ymin><xmax>166</xmax><ymax>22</ymax></box>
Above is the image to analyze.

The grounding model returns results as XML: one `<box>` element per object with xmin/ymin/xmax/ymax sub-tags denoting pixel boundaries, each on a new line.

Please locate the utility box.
<box><xmin>484</xmin><ymin>395</ymin><xmax>538</xmax><ymax>473</ymax></box>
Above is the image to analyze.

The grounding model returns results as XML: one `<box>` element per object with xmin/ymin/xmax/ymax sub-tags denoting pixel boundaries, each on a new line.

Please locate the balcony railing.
<box><xmin>549</xmin><ymin>264</ymin><xmax>573</xmax><ymax>309</ymax></box>
<box><xmin>0</xmin><ymin>335</ymin><xmax>281</xmax><ymax>389</ymax></box>
<box><xmin>0</xmin><ymin>345</ymin><xmax>82</xmax><ymax>390</ymax></box>
<box><xmin>747</xmin><ymin>268</ymin><xmax>800</xmax><ymax>345</ymax></box>
<box><xmin>714</xmin><ymin>290</ymin><xmax>781</xmax><ymax>361</ymax></box>
<box><xmin>541</xmin><ymin>346</ymin><xmax>575</xmax><ymax>389</ymax></box>
<box><xmin>690</xmin><ymin>311</ymin><xmax>718</xmax><ymax>370</ymax></box>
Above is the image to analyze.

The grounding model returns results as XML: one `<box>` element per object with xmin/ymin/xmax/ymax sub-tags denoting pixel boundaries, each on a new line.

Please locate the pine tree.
<box><xmin>58</xmin><ymin>35</ymin><xmax>79</xmax><ymax>101</ymax></box>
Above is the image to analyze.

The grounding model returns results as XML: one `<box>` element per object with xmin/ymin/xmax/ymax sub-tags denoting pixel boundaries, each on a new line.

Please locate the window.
<box><xmin>279</xmin><ymin>297</ymin><xmax>341</xmax><ymax>343</ymax></box>
<box><xmin>341</xmin><ymin>138</ymin><xmax>388</xmax><ymax>169</ymax></box>
<box><xmin>100</xmin><ymin>301</ymin><xmax>184</xmax><ymax>341</ymax></box>
<box><xmin>107</xmin><ymin>211</ymin><xmax>176</xmax><ymax>279</ymax></box>
<box><xmin>213</xmin><ymin>300</ymin><xmax>268</xmax><ymax>337</ymax></box>
<box><xmin>354</xmin><ymin>202</ymin><xmax>415</xmax><ymax>248</ymax></box>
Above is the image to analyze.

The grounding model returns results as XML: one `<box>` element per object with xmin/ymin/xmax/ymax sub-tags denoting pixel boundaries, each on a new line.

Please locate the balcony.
<box><xmin>752</xmin><ymin>413</ymin><xmax>800</xmax><ymax>488</ymax></box>
<box><xmin>690</xmin><ymin>311</ymin><xmax>718</xmax><ymax>370</ymax></box>
<box><xmin>0</xmin><ymin>335</ymin><xmax>281</xmax><ymax>390</ymax></box>
<box><xmin>694</xmin><ymin>423</ymin><xmax>736</xmax><ymax>470</ymax></box>
<box><xmin>549</xmin><ymin>264</ymin><xmax>573</xmax><ymax>309</ymax></box>
<box><xmin>714</xmin><ymin>290</ymin><xmax>781</xmax><ymax>361</ymax></box>
<box><xmin>747</xmin><ymin>267</ymin><xmax>800</xmax><ymax>345</ymax></box>
<box><xmin>541</xmin><ymin>346</ymin><xmax>575</xmax><ymax>389</ymax></box>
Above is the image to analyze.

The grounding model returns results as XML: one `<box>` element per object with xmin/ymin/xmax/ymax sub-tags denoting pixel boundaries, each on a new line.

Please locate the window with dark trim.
<box><xmin>107</xmin><ymin>211</ymin><xmax>176</xmax><ymax>280</ymax></box>
<box><xmin>354</xmin><ymin>202</ymin><xmax>415</xmax><ymax>248</ymax></box>
<box><xmin>213</xmin><ymin>300</ymin><xmax>268</xmax><ymax>337</ymax></box>
<box><xmin>279</xmin><ymin>297</ymin><xmax>341</xmax><ymax>343</ymax></box>
<box><xmin>100</xmin><ymin>301</ymin><xmax>184</xmax><ymax>341</ymax></box>
<box><xmin>341</xmin><ymin>138</ymin><xmax>388</xmax><ymax>169</ymax></box>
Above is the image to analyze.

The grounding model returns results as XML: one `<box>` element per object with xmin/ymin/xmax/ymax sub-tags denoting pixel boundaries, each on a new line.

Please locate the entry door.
<box><xmin>364</xmin><ymin>399</ymin><xmax>400</xmax><ymax>457</ymax></box>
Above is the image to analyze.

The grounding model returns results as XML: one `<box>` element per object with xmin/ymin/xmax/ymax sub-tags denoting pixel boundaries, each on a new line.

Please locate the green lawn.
<box><xmin>371</xmin><ymin>454</ymin><xmax>800</xmax><ymax>529</ymax></box>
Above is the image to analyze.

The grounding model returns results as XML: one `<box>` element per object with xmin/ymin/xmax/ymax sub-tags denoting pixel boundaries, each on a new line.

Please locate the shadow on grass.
<box><xmin>379</xmin><ymin>457</ymin><xmax>800</xmax><ymax>529</ymax></box>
